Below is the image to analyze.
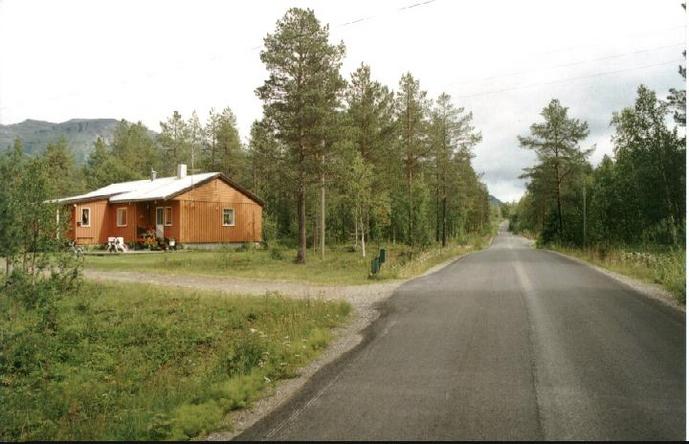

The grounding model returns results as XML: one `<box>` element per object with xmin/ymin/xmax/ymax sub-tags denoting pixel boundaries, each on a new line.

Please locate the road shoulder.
<box><xmin>545</xmin><ymin>249</ymin><xmax>684</xmax><ymax>314</ymax></box>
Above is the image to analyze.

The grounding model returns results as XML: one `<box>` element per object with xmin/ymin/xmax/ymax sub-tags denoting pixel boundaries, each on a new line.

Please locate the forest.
<box><xmin>0</xmin><ymin>7</ymin><xmax>492</xmax><ymax>265</ymax></box>
<box><xmin>509</xmin><ymin>83</ymin><xmax>685</xmax><ymax>247</ymax></box>
<box><xmin>507</xmin><ymin>75</ymin><xmax>685</xmax><ymax>300</ymax></box>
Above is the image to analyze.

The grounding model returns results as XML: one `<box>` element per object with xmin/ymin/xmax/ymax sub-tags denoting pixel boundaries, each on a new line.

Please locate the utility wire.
<box><xmin>453</xmin><ymin>59</ymin><xmax>682</xmax><ymax>99</ymax></box>
<box><xmin>248</xmin><ymin>0</ymin><xmax>442</xmax><ymax>50</ymax></box>
<box><xmin>442</xmin><ymin>42</ymin><xmax>685</xmax><ymax>89</ymax></box>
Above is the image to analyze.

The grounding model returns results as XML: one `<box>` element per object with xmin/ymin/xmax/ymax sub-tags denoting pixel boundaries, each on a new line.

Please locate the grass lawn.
<box><xmin>550</xmin><ymin>245</ymin><xmax>685</xmax><ymax>304</ymax></box>
<box><xmin>0</xmin><ymin>281</ymin><xmax>351</xmax><ymax>441</ymax></box>
<box><xmin>83</xmin><ymin>232</ymin><xmax>496</xmax><ymax>285</ymax></box>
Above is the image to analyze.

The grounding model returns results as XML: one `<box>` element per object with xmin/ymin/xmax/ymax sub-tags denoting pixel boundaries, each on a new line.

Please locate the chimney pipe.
<box><xmin>177</xmin><ymin>164</ymin><xmax>187</xmax><ymax>179</ymax></box>
<box><xmin>150</xmin><ymin>169</ymin><xmax>157</xmax><ymax>181</ymax></box>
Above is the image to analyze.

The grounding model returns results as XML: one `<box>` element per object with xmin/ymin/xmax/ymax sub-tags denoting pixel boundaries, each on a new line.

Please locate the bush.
<box><xmin>269</xmin><ymin>246</ymin><xmax>285</xmax><ymax>261</ymax></box>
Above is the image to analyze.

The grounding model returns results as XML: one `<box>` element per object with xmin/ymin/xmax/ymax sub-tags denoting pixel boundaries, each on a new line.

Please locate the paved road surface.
<box><xmin>237</xmin><ymin>226</ymin><xmax>685</xmax><ymax>440</ymax></box>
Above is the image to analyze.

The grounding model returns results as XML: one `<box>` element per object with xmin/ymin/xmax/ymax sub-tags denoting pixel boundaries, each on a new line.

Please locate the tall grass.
<box><xmin>552</xmin><ymin>245</ymin><xmax>685</xmax><ymax>304</ymax></box>
<box><xmin>379</xmin><ymin>231</ymin><xmax>495</xmax><ymax>280</ymax></box>
<box><xmin>0</xmin><ymin>282</ymin><xmax>350</xmax><ymax>440</ymax></box>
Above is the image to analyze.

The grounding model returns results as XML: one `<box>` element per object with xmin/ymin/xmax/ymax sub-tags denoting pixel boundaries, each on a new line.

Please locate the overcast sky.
<box><xmin>0</xmin><ymin>0</ymin><xmax>685</xmax><ymax>201</ymax></box>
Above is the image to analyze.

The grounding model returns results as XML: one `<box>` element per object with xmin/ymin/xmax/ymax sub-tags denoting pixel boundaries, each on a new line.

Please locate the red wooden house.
<box><xmin>57</xmin><ymin>164</ymin><xmax>264</xmax><ymax>246</ymax></box>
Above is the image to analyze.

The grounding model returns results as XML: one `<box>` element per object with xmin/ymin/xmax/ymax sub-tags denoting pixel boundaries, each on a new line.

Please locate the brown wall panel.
<box><xmin>178</xmin><ymin>201</ymin><xmax>262</xmax><ymax>243</ymax></box>
<box><xmin>70</xmin><ymin>199</ymin><xmax>109</xmax><ymax>245</ymax></box>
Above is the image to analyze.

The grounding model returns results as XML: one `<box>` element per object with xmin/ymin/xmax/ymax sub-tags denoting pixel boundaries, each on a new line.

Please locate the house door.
<box><xmin>155</xmin><ymin>207</ymin><xmax>164</xmax><ymax>240</ymax></box>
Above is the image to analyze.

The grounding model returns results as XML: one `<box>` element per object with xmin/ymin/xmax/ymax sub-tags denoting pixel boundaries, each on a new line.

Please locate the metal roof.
<box><xmin>55</xmin><ymin>172</ymin><xmax>264</xmax><ymax>206</ymax></box>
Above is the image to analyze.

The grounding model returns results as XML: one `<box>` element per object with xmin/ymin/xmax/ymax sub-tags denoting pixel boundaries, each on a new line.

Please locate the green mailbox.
<box><xmin>371</xmin><ymin>257</ymin><xmax>380</xmax><ymax>274</ymax></box>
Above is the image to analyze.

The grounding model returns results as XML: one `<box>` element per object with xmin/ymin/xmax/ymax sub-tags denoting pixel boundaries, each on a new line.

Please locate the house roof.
<box><xmin>55</xmin><ymin>172</ymin><xmax>264</xmax><ymax>206</ymax></box>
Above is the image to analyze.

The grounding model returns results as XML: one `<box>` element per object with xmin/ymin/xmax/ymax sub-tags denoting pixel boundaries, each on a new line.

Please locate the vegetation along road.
<box><xmin>238</xmin><ymin>225</ymin><xmax>685</xmax><ymax>441</ymax></box>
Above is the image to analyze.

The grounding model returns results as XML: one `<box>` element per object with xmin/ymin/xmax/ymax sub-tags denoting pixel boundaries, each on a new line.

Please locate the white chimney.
<box><xmin>150</xmin><ymin>169</ymin><xmax>157</xmax><ymax>181</ymax></box>
<box><xmin>177</xmin><ymin>164</ymin><xmax>187</xmax><ymax>179</ymax></box>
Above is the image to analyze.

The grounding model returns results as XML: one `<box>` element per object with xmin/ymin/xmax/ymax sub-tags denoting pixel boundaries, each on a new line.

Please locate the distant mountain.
<box><xmin>489</xmin><ymin>194</ymin><xmax>502</xmax><ymax>207</ymax></box>
<box><xmin>0</xmin><ymin>118</ymin><xmax>121</xmax><ymax>163</ymax></box>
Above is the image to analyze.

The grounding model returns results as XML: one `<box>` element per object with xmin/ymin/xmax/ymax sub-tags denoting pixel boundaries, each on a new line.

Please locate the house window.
<box><xmin>116</xmin><ymin>208</ymin><xmax>127</xmax><ymax>227</ymax></box>
<box><xmin>80</xmin><ymin>208</ymin><xmax>91</xmax><ymax>227</ymax></box>
<box><xmin>222</xmin><ymin>208</ymin><xmax>235</xmax><ymax>226</ymax></box>
<box><xmin>157</xmin><ymin>207</ymin><xmax>172</xmax><ymax>226</ymax></box>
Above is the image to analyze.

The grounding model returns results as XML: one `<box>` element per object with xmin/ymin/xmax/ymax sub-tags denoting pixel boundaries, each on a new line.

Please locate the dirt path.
<box><xmin>84</xmin><ymin>270</ymin><xmax>403</xmax><ymax>310</ymax></box>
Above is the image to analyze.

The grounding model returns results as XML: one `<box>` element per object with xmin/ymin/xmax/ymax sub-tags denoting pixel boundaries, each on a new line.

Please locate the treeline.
<box><xmin>4</xmin><ymin>8</ymin><xmax>492</xmax><ymax>263</ymax></box>
<box><xmin>509</xmin><ymin>84</ymin><xmax>685</xmax><ymax>248</ymax></box>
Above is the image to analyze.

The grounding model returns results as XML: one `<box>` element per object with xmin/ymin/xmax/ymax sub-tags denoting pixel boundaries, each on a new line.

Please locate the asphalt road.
<box><xmin>237</xmin><ymin>226</ymin><xmax>685</xmax><ymax>441</ymax></box>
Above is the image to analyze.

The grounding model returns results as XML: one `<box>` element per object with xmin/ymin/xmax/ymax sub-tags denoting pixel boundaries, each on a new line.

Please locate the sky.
<box><xmin>0</xmin><ymin>0</ymin><xmax>685</xmax><ymax>202</ymax></box>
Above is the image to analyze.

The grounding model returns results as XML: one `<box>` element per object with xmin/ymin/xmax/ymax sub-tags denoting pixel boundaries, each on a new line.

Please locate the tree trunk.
<box><xmin>296</xmin><ymin>180</ymin><xmax>306</xmax><ymax>264</ymax></box>
<box><xmin>361</xmin><ymin>216</ymin><xmax>366</xmax><ymax>257</ymax></box>
<box><xmin>442</xmin><ymin>194</ymin><xmax>447</xmax><ymax>247</ymax></box>
<box><xmin>320</xmin><ymin>164</ymin><xmax>325</xmax><ymax>259</ymax></box>
<box><xmin>407</xmin><ymin>169</ymin><xmax>413</xmax><ymax>244</ymax></box>
<box><xmin>354</xmin><ymin>207</ymin><xmax>359</xmax><ymax>250</ymax></box>
<box><xmin>435</xmin><ymin>185</ymin><xmax>440</xmax><ymax>243</ymax></box>
<box><xmin>555</xmin><ymin>164</ymin><xmax>564</xmax><ymax>236</ymax></box>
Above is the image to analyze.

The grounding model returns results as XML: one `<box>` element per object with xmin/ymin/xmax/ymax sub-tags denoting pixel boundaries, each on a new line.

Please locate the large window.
<box><xmin>80</xmin><ymin>208</ymin><xmax>91</xmax><ymax>227</ymax></box>
<box><xmin>116</xmin><ymin>208</ymin><xmax>127</xmax><ymax>227</ymax></box>
<box><xmin>222</xmin><ymin>208</ymin><xmax>235</xmax><ymax>226</ymax></box>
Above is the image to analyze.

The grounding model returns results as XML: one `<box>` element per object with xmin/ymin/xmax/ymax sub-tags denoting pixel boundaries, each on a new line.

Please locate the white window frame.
<box><xmin>80</xmin><ymin>207</ymin><xmax>91</xmax><ymax>227</ymax></box>
<box><xmin>164</xmin><ymin>207</ymin><xmax>173</xmax><ymax>226</ymax></box>
<box><xmin>222</xmin><ymin>208</ymin><xmax>235</xmax><ymax>227</ymax></box>
<box><xmin>116</xmin><ymin>207</ymin><xmax>127</xmax><ymax>227</ymax></box>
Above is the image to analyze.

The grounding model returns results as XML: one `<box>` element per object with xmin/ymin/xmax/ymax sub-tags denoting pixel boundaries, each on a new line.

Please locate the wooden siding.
<box><xmin>69</xmin><ymin>199</ymin><xmax>109</xmax><ymax>245</ymax></box>
<box><xmin>108</xmin><ymin>203</ymin><xmax>138</xmax><ymax>242</ymax></box>
<box><xmin>174</xmin><ymin>177</ymin><xmax>257</xmax><ymax>204</ymax></box>
<box><xmin>175</xmin><ymin>178</ymin><xmax>262</xmax><ymax>243</ymax></box>
<box><xmin>178</xmin><ymin>201</ymin><xmax>261</xmax><ymax>243</ymax></box>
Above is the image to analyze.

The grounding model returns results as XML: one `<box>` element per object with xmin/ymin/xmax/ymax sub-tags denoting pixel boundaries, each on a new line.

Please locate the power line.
<box><xmin>442</xmin><ymin>42</ymin><xmax>685</xmax><ymax>89</ymax></box>
<box><xmin>453</xmin><ymin>59</ymin><xmax>683</xmax><ymax>99</ymax></box>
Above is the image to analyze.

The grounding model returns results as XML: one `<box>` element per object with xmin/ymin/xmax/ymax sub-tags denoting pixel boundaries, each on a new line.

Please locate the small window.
<box><xmin>156</xmin><ymin>207</ymin><xmax>164</xmax><ymax>225</ymax></box>
<box><xmin>222</xmin><ymin>208</ymin><xmax>235</xmax><ymax>226</ymax></box>
<box><xmin>164</xmin><ymin>207</ymin><xmax>173</xmax><ymax>226</ymax></box>
<box><xmin>116</xmin><ymin>208</ymin><xmax>127</xmax><ymax>227</ymax></box>
<box><xmin>81</xmin><ymin>208</ymin><xmax>91</xmax><ymax>227</ymax></box>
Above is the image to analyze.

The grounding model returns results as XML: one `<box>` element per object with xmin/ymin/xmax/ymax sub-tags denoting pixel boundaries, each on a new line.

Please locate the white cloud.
<box><xmin>0</xmin><ymin>0</ymin><xmax>685</xmax><ymax>201</ymax></box>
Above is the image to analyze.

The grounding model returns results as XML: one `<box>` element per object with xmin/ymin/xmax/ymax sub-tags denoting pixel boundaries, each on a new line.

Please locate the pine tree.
<box><xmin>158</xmin><ymin>111</ymin><xmax>191</xmax><ymax>175</ymax></box>
<box><xmin>256</xmin><ymin>8</ymin><xmax>345</xmax><ymax>263</ymax></box>
<box><xmin>394</xmin><ymin>73</ymin><xmax>430</xmax><ymax>244</ymax></box>
<box><xmin>518</xmin><ymin>99</ymin><xmax>591</xmax><ymax>238</ymax></box>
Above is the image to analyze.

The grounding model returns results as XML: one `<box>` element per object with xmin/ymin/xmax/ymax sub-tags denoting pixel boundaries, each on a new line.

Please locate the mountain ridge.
<box><xmin>0</xmin><ymin>118</ymin><xmax>124</xmax><ymax>163</ymax></box>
